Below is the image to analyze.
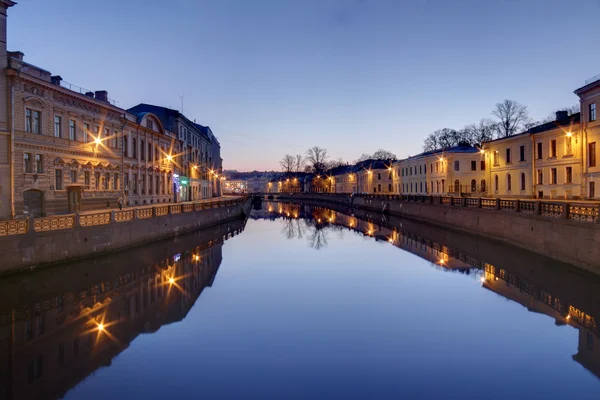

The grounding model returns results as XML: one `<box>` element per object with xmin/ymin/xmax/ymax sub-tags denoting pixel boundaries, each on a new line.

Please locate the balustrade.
<box><xmin>568</xmin><ymin>204</ymin><xmax>599</xmax><ymax>223</ymax></box>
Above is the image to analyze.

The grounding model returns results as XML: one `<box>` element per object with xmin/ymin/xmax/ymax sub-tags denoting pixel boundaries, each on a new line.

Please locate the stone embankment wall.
<box><xmin>0</xmin><ymin>197</ymin><xmax>251</xmax><ymax>274</ymax></box>
<box><xmin>271</xmin><ymin>193</ymin><xmax>600</xmax><ymax>273</ymax></box>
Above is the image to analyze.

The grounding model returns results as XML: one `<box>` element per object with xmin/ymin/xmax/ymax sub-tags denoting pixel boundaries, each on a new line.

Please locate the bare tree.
<box><xmin>462</xmin><ymin>119</ymin><xmax>498</xmax><ymax>145</ymax></box>
<box><xmin>492</xmin><ymin>99</ymin><xmax>530</xmax><ymax>138</ymax></box>
<box><xmin>306</xmin><ymin>146</ymin><xmax>328</xmax><ymax>174</ymax></box>
<box><xmin>294</xmin><ymin>154</ymin><xmax>304</xmax><ymax>173</ymax></box>
<box><xmin>279</xmin><ymin>154</ymin><xmax>295</xmax><ymax>173</ymax></box>
<box><xmin>371</xmin><ymin>149</ymin><xmax>397</xmax><ymax>160</ymax></box>
<box><xmin>356</xmin><ymin>153</ymin><xmax>372</xmax><ymax>162</ymax></box>
<box><xmin>325</xmin><ymin>158</ymin><xmax>346</xmax><ymax>170</ymax></box>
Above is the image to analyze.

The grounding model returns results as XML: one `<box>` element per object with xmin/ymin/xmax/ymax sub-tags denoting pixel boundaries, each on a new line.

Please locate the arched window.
<box><xmin>132</xmin><ymin>138</ymin><xmax>137</xmax><ymax>158</ymax></box>
<box><xmin>441</xmin><ymin>179</ymin><xmax>445</xmax><ymax>192</ymax></box>
<box><xmin>378</xmin><ymin>184</ymin><xmax>382</xmax><ymax>192</ymax></box>
<box><xmin>454</xmin><ymin>179</ymin><xmax>460</xmax><ymax>193</ymax></box>
<box><xmin>494</xmin><ymin>175</ymin><xmax>499</xmax><ymax>191</ymax></box>
<box><xmin>481</xmin><ymin>179</ymin><xmax>486</xmax><ymax>192</ymax></box>
<box><xmin>471</xmin><ymin>179</ymin><xmax>476</xmax><ymax>192</ymax></box>
<box><xmin>520</xmin><ymin>172</ymin><xmax>526</xmax><ymax>191</ymax></box>
<box><xmin>507</xmin><ymin>174</ymin><xmax>512</xmax><ymax>191</ymax></box>
<box><xmin>123</xmin><ymin>135</ymin><xmax>128</xmax><ymax>158</ymax></box>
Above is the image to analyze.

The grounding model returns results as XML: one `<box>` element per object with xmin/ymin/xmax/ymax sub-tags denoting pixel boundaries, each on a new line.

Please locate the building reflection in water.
<box><xmin>0</xmin><ymin>218</ymin><xmax>246</xmax><ymax>400</ymax></box>
<box><xmin>255</xmin><ymin>200</ymin><xmax>600</xmax><ymax>379</ymax></box>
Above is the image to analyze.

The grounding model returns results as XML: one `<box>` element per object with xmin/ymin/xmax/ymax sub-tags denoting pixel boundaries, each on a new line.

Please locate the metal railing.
<box><xmin>281</xmin><ymin>193</ymin><xmax>600</xmax><ymax>224</ymax></box>
<box><xmin>0</xmin><ymin>196</ymin><xmax>248</xmax><ymax>237</ymax></box>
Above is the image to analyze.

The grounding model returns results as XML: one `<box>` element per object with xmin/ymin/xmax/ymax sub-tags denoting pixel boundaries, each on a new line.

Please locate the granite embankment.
<box><xmin>0</xmin><ymin>196</ymin><xmax>251</xmax><ymax>274</ymax></box>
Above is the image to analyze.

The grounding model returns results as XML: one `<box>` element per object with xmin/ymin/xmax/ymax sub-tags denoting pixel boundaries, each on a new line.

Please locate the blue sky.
<box><xmin>9</xmin><ymin>0</ymin><xmax>600</xmax><ymax>170</ymax></box>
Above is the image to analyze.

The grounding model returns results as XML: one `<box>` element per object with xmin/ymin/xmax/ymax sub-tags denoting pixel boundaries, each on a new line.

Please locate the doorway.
<box><xmin>67</xmin><ymin>186</ymin><xmax>82</xmax><ymax>213</ymax></box>
<box><xmin>23</xmin><ymin>189</ymin><xmax>44</xmax><ymax>217</ymax></box>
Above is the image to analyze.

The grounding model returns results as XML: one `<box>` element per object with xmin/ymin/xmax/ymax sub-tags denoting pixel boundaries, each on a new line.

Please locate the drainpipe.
<box><xmin>531</xmin><ymin>134</ymin><xmax>535</xmax><ymax>198</ymax></box>
<box><xmin>9</xmin><ymin>74</ymin><xmax>14</xmax><ymax>218</ymax></box>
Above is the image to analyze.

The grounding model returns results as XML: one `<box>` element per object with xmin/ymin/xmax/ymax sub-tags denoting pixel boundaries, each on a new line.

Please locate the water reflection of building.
<box><xmin>0</xmin><ymin>220</ymin><xmax>243</xmax><ymax>400</ymax></box>
<box><xmin>252</xmin><ymin>200</ymin><xmax>600</xmax><ymax>379</ymax></box>
<box><xmin>481</xmin><ymin>265</ymin><xmax>600</xmax><ymax>378</ymax></box>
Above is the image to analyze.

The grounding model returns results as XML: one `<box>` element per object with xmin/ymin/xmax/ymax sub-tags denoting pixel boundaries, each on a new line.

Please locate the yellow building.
<box><xmin>484</xmin><ymin>132</ymin><xmax>533</xmax><ymax>198</ymax></box>
<box><xmin>483</xmin><ymin>111</ymin><xmax>581</xmax><ymax>199</ymax></box>
<box><xmin>354</xmin><ymin>159</ymin><xmax>395</xmax><ymax>194</ymax></box>
<box><xmin>575</xmin><ymin>76</ymin><xmax>600</xmax><ymax>199</ymax></box>
<box><xmin>398</xmin><ymin>144</ymin><xmax>484</xmax><ymax>196</ymax></box>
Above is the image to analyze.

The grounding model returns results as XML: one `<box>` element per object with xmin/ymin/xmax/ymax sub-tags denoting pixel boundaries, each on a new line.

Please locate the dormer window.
<box><xmin>146</xmin><ymin>119</ymin><xmax>154</xmax><ymax>130</ymax></box>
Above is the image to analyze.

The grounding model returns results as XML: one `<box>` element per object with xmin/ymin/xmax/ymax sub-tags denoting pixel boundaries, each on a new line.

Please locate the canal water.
<box><xmin>1</xmin><ymin>200</ymin><xmax>600</xmax><ymax>399</ymax></box>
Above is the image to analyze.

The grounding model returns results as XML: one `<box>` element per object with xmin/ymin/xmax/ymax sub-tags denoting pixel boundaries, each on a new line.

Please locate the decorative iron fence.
<box><xmin>0</xmin><ymin>197</ymin><xmax>247</xmax><ymax>237</ymax></box>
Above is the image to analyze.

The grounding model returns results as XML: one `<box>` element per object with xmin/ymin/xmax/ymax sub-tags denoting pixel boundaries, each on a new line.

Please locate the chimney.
<box><xmin>85</xmin><ymin>91</ymin><xmax>95</xmax><ymax>98</ymax></box>
<box><xmin>50</xmin><ymin>75</ymin><xmax>62</xmax><ymax>85</ymax></box>
<box><xmin>8</xmin><ymin>50</ymin><xmax>23</xmax><ymax>61</ymax></box>
<box><xmin>556</xmin><ymin>110</ymin><xmax>569</xmax><ymax>121</ymax></box>
<box><xmin>95</xmin><ymin>90</ymin><xmax>108</xmax><ymax>102</ymax></box>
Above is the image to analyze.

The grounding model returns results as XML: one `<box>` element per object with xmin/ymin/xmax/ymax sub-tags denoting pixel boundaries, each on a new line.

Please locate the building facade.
<box><xmin>575</xmin><ymin>77</ymin><xmax>600</xmax><ymax>199</ymax></box>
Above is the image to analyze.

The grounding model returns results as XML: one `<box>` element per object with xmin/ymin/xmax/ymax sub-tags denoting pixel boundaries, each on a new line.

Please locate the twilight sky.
<box><xmin>9</xmin><ymin>0</ymin><xmax>600</xmax><ymax>171</ymax></box>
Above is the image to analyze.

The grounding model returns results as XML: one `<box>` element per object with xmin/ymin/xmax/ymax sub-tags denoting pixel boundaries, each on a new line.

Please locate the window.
<box><xmin>506</xmin><ymin>148</ymin><xmax>511</xmax><ymax>164</ymax></box>
<box><xmin>471</xmin><ymin>179</ymin><xmax>476</xmax><ymax>192</ymax></box>
<box><xmin>26</xmin><ymin>108</ymin><xmax>41</xmax><ymax>134</ymax></box>
<box><xmin>133</xmin><ymin>174</ymin><xmax>138</xmax><ymax>194</ymax></box>
<box><xmin>377</xmin><ymin>173</ymin><xmax>381</xmax><ymax>180</ymax></box>
<box><xmin>494</xmin><ymin>175</ymin><xmax>498</xmax><ymax>191</ymax></box>
<box><xmin>566</xmin><ymin>167</ymin><xmax>572</xmax><ymax>184</ymax></box>
<box><xmin>24</xmin><ymin>153</ymin><xmax>32</xmax><ymax>173</ymax></box>
<box><xmin>378</xmin><ymin>184</ymin><xmax>381</xmax><ymax>192</ymax></box>
<box><xmin>70</xmin><ymin>170</ymin><xmax>77</xmax><ymax>183</ymax></box>
<box><xmin>537</xmin><ymin>169</ymin><xmax>543</xmax><ymax>185</ymax></box>
<box><xmin>54</xmin><ymin>116</ymin><xmax>62</xmax><ymax>138</ymax></box>
<box><xmin>132</xmin><ymin>138</ymin><xmax>137</xmax><ymax>158</ymax></box>
<box><xmin>520</xmin><ymin>173</ymin><xmax>526</xmax><ymax>191</ymax></box>
<box><xmin>35</xmin><ymin>154</ymin><xmax>43</xmax><ymax>173</ymax></box>
<box><xmin>84</xmin><ymin>171</ymin><xmax>90</xmax><ymax>187</ymax></box>
<box><xmin>566</xmin><ymin>136</ymin><xmax>572</xmax><ymax>155</ymax></box>
<box><xmin>147</xmin><ymin>119</ymin><xmax>154</xmax><ymax>129</ymax></box>
<box><xmin>104</xmin><ymin>172</ymin><xmax>110</xmax><ymax>190</ymax></box>
<box><xmin>519</xmin><ymin>145</ymin><xmax>525</xmax><ymax>161</ymax></box>
<box><xmin>124</xmin><ymin>174</ymin><xmax>129</xmax><ymax>194</ymax></box>
<box><xmin>454</xmin><ymin>179</ymin><xmax>460</xmax><ymax>192</ymax></box>
<box><xmin>551</xmin><ymin>168</ymin><xmax>557</xmax><ymax>184</ymax></box>
<box><xmin>83</xmin><ymin>123</ymin><xmax>90</xmax><ymax>143</ymax></box>
<box><xmin>69</xmin><ymin>120</ymin><xmax>76</xmax><ymax>140</ymax></box>
<box><xmin>148</xmin><ymin>142</ymin><xmax>153</xmax><ymax>162</ymax></box>
<box><xmin>590</xmin><ymin>103</ymin><xmax>597</xmax><ymax>122</ymax></box>
<box><xmin>589</xmin><ymin>142</ymin><xmax>596</xmax><ymax>167</ymax></box>
<box><xmin>471</xmin><ymin>161</ymin><xmax>476</xmax><ymax>171</ymax></box>
<box><xmin>454</xmin><ymin>161</ymin><xmax>459</xmax><ymax>171</ymax></box>
<box><xmin>480</xmin><ymin>160</ymin><xmax>485</xmax><ymax>171</ymax></box>
<box><xmin>537</xmin><ymin>142</ymin><xmax>543</xmax><ymax>159</ymax></box>
<box><xmin>55</xmin><ymin>169</ymin><xmax>63</xmax><ymax>190</ymax></box>
<box><xmin>389</xmin><ymin>184</ymin><xmax>392</xmax><ymax>192</ymax></box>
<box><xmin>435</xmin><ymin>162</ymin><xmax>439</xmax><ymax>173</ymax></box>
<box><xmin>104</xmin><ymin>128</ymin><xmax>111</xmax><ymax>148</ymax></box>
<box><xmin>590</xmin><ymin>182</ymin><xmax>596</xmax><ymax>199</ymax></box>
<box><xmin>156</xmin><ymin>176</ymin><xmax>160</xmax><ymax>195</ymax></box>
<box><xmin>149</xmin><ymin>175</ymin><xmax>153</xmax><ymax>194</ymax></box>
<box><xmin>114</xmin><ymin>173</ymin><xmax>119</xmax><ymax>190</ymax></box>
<box><xmin>507</xmin><ymin>174</ymin><xmax>512</xmax><ymax>191</ymax></box>
<box><xmin>551</xmin><ymin>140</ymin><xmax>557</xmax><ymax>158</ymax></box>
<box><xmin>481</xmin><ymin>179</ymin><xmax>486</xmax><ymax>192</ymax></box>
<box><xmin>493</xmin><ymin>151</ymin><xmax>499</xmax><ymax>166</ymax></box>
<box><xmin>94</xmin><ymin>172</ymin><xmax>100</xmax><ymax>190</ymax></box>
<box><xmin>140</xmin><ymin>140</ymin><xmax>145</xmax><ymax>160</ymax></box>
<box><xmin>124</xmin><ymin>135</ymin><xmax>128</xmax><ymax>157</ymax></box>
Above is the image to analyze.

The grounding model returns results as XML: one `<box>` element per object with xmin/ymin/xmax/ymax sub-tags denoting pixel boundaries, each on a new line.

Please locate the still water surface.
<box><xmin>3</xmin><ymin>200</ymin><xmax>600</xmax><ymax>399</ymax></box>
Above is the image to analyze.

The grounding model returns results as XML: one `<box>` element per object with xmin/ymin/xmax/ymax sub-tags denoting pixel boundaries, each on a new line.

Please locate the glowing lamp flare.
<box><xmin>169</xmin><ymin>277</ymin><xmax>175</xmax><ymax>285</ymax></box>
<box><xmin>98</xmin><ymin>323</ymin><xmax>105</xmax><ymax>332</ymax></box>
<box><xmin>94</xmin><ymin>137</ymin><xmax>102</xmax><ymax>145</ymax></box>
<box><xmin>480</xmin><ymin>277</ymin><xmax>486</xmax><ymax>283</ymax></box>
